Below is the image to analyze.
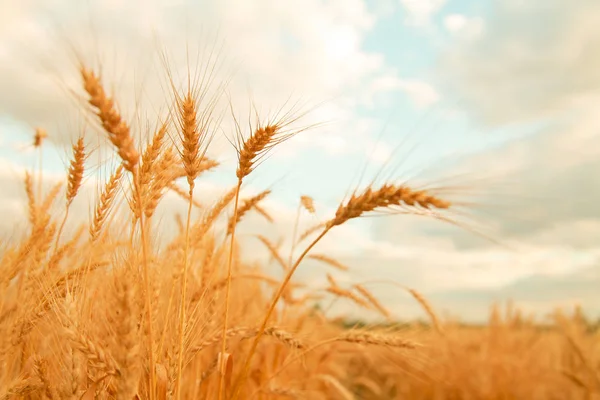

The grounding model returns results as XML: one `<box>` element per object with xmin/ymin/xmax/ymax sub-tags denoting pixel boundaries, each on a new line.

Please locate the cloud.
<box><xmin>448</xmin><ymin>126</ymin><xmax>600</xmax><ymax>246</ymax></box>
<box><xmin>399</xmin><ymin>0</ymin><xmax>446</xmax><ymax>27</ymax></box>
<box><xmin>443</xmin><ymin>14</ymin><xmax>484</xmax><ymax>39</ymax></box>
<box><xmin>427</xmin><ymin>0</ymin><xmax>600</xmax><ymax>247</ymax></box>
<box><xmin>443</xmin><ymin>14</ymin><xmax>467</xmax><ymax>32</ymax></box>
<box><xmin>437</xmin><ymin>0</ymin><xmax>600</xmax><ymax>126</ymax></box>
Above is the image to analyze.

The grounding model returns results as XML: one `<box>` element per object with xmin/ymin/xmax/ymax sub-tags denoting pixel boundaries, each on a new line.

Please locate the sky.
<box><xmin>1</xmin><ymin>0</ymin><xmax>599</xmax><ymax>323</ymax></box>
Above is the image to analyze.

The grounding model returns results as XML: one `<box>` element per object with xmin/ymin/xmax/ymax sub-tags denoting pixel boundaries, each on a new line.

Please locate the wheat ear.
<box><xmin>80</xmin><ymin>67</ymin><xmax>139</xmax><ymax>172</ymax></box>
<box><xmin>81</xmin><ymin>66</ymin><xmax>137</xmax><ymax>294</ymax></box>
<box><xmin>55</xmin><ymin>136</ymin><xmax>86</xmax><ymax>251</ymax></box>
<box><xmin>335</xmin><ymin>331</ymin><xmax>419</xmax><ymax>349</ymax></box>
<box><xmin>328</xmin><ymin>184</ymin><xmax>450</xmax><ymax>228</ymax></box>
<box><xmin>407</xmin><ymin>288</ymin><xmax>443</xmax><ymax>334</ymax></box>
<box><xmin>90</xmin><ymin>166</ymin><xmax>123</xmax><ymax>242</ymax></box>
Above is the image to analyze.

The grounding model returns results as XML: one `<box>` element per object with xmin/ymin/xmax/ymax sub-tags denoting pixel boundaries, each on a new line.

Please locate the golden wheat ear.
<box><xmin>328</xmin><ymin>184</ymin><xmax>451</xmax><ymax>228</ymax></box>
<box><xmin>55</xmin><ymin>136</ymin><xmax>87</xmax><ymax>250</ymax></box>
<box><xmin>80</xmin><ymin>66</ymin><xmax>139</xmax><ymax>172</ymax></box>
<box><xmin>90</xmin><ymin>166</ymin><xmax>123</xmax><ymax>242</ymax></box>
<box><xmin>230</xmin><ymin>96</ymin><xmax>320</xmax><ymax>181</ymax></box>
<box><xmin>65</xmin><ymin>137</ymin><xmax>86</xmax><ymax>205</ymax></box>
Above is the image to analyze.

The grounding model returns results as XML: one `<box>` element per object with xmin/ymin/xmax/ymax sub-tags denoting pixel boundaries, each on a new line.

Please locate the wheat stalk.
<box><xmin>174</xmin><ymin>84</ymin><xmax>216</xmax><ymax>400</ymax></box>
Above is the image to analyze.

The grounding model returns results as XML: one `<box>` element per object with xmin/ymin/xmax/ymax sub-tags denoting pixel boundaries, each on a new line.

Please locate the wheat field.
<box><xmin>0</xmin><ymin>50</ymin><xmax>599</xmax><ymax>400</ymax></box>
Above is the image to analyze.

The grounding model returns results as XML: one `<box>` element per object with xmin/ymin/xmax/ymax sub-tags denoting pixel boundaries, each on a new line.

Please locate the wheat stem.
<box><xmin>175</xmin><ymin>182</ymin><xmax>195</xmax><ymax>400</ymax></box>
<box><xmin>218</xmin><ymin>179</ymin><xmax>242</xmax><ymax>400</ymax></box>
<box><xmin>134</xmin><ymin>171</ymin><xmax>156</xmax><ymax>400</ymax></box>
<box><xmin>288</xmin><ymin>201</ymin><xmax>302</xmax><ymax>268</ymax></box>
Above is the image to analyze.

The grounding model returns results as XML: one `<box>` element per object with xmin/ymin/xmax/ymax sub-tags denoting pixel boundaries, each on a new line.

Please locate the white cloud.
<box><xmin>443</xmin><ymin>14</ymin><xmax>467</xmax><ymax>32</ymax></box>
<box><xmin>431</xmin><ymin>1</ymin><xmax>600</xmax><ymax>259</ymax></box>
<box><xmin>400</xmin><ymin>0</ymin><xmax>446</xmax><ymax>27</ymax></box>
<box><xmin>443</xmin><ymin>14</ymin><xmax>484</xmax><ymax>39</ymax></box>
<box><xmin>365</xmin><ymin>140</ymin><xmax>393</xmax><ymax>165</ymax></box>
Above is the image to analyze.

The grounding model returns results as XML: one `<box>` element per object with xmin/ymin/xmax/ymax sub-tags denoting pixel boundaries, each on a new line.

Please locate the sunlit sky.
<box><xmin>1</xmin><ymin>0</ymin><xmax>599</xmax><ymax>322</ymax></box>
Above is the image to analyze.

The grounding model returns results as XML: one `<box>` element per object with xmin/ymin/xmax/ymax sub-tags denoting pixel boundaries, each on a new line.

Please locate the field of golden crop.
<box><xmin>1</xmin><ymin>56</ymin><xmax>599</xmax><ymax>400</ymax></box>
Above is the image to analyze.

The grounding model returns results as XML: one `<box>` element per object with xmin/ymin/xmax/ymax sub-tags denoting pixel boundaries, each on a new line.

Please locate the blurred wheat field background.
<box><xmin>1</xmin><ymin>1</ymin><xmax>600</xmax><ymax>399</ymax></box>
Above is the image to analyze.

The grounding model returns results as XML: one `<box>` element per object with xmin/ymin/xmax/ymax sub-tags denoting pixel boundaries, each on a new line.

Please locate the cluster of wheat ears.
<box><xmin>1</xmin><ymin>56</ymin><xmax>599</xmax><ymax>400</ymax></box>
